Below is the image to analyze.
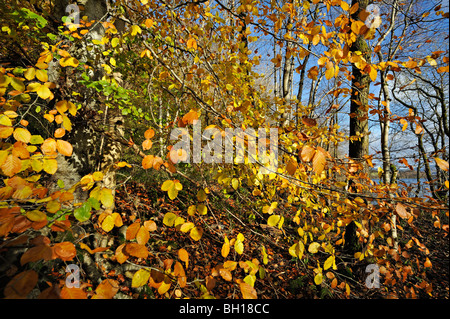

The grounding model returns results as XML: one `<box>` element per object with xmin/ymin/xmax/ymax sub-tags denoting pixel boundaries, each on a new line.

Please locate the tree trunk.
<box><xmin>49</xmin><ymin>0</ymin><xmax>123</xmax><ymax>205</ymax></box>
<box><xmin>345</xmin><ymin>0</ymin><xmax>372</xmax><ymax>254</ymax></box>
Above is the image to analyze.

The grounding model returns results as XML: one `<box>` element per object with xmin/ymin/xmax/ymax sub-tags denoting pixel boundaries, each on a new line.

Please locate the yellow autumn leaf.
<box><xmin>131</xmin><ymin>25</ymin><xmax>142</xmax><ymax>36</ymax></box>
<box><xmin>131</xmin><ymin>269</ymin><xmax>150</xmax><ymax>288</ymax></box>
<box><xmin>369</xmin><ymin>66</ymin><xmax>377</xmax><ymax>82</ymax></box>
<box><xmin>400</xmin><ymin>118</ymin><xmax>408</xmax><ymax>131</ymax></box>
<box><xmin>163</xmin><ymin>212</ymin><xmax>178</xmax><ymax>227</ymax></box>
<box><xmin>101</xmin><ymin>214</ymin><xmax>115</xmax><ymax>232</ymax></box>
<box><xmin>157</xmin><ymin>280</ymin><xmax>171</xmax><ymax>295</ymax></box>
<box><xmin>24</xmin><ymin>68</ymin><xmax>36</xmax><ymax>81</ymax></box>
<box><xmin>325</xmin><ymin>65</ymin><xmax>335</xmax><ymax>79</ymax></box>
<box><xmin>0</xmin><ymin>114</ymin><xmax>12</xmax><ymax>126</ymax></box>
<box><xmin>187</xmin><ymin>205</ymin><xmax>196</xmax><ymax>216</ymax></box>
<box><xmin>60</xmin><ymin>57</ymin><xmax>79</xmax><ymax>68</ymax></box>
<box><xmin>36</xmin><ymin>69</ymin><xmax>48</xmax><ymax>82</ymax></box>
<box><xmin>196</xmin><ymin>189</ymin><xmax>207</xmax><ymax>201</ymax></box>
<box><xmin>55</xmin><ymin>100</ymin><xmax>69</xmax><ymax>114</ymax></box>
<box><xmin>289</xmin><ymin>241</ymin><xmax>304</xmax><ymax>259</ymax></box>
<box><xmin>308</xmin><ymin>242</ymin><xmax>321</xmax><ymax>254</ymax></box>
<box><xmin>46</xmin><ymin>200</ymin><xmax>61</xmax><ymax>213</ymax></box>
<box><xmin>62</xmin><ymin>115</ymin><xmax>72</xmax><ymax>131</ymax></box>
<box><xmin>42</xmin><ymin>158</ymin><xmax>57</xmax><ymax>174</ymax></box>
<box><xmin>434</xmin><ymin>157</ymin><xmax>449</xmax><ymax>171</ymax></box>
<box><xmin>161</xmin><ymin>180</ymin><xmax>182</xmax><ymax>200</ymax></box>
<box><xmin>13</xmin><ymin>128</ymin><xmax>31</xmax><ymax>143</ymax></box>
<box><xmin>314</xmin><ymin>272</ymin><xmax>323</xmax><ymax>285</ymax></box>
<box><xmin>267</xmin><ymin>215</ymin><xmax>281</xmax><ymax>227</ymax></box>
<box><xmin>36</xmin><ymin>84</ymin><xmax>52</xmax><ymax>100</ymax></box>
<box><xmin>221</xmin><ymin>236</ymin><xmax>230</xmax><ymax>258</ymax></box>
<box><xmin>234</xmin><ymin>239</ymin><xmax>244</xmax><ymax>254</ymax></box>
<box><xmin>111</xmin><ymin>38</ymin><xmax>120</xmax><ymax>48</ymax></box>
<box><xmin>197</xmin><ymin>204</ymin><xmax>207</xmax><ymax>215</ymax></box>
<box><xmin>231</xmin><ymin>178</ymin><xmax>239</xmax><ymax>190</ymax></box>
<box><xmin>10</xmin><ymin>77</ymin><xmax>25</xmax><ymax>92</ymax></box>
<box><xmin>100</xmin><ymin>188</ymin><xmax>114</xmax><ymax>208</ymax></box>
<box><xmin>323</xmin><ymin>255</ymin><xmax>335</xmax><ymax>270</ymax></box>
<box><xmin>92</xmin><ymin>171</ymin><xmax>103</xmax><ymax>182</ymax></box>
<box><xmin>190</xmin><ymin>226</ymin><xmax>203</xmax><ymax>241</ymax></box>
<box><xmin>180</xmin><ymin>222</ymin><xmax>195</xmax><ymax>233</ymax></box>
<box><xmin>26</xmin><ymin>210</ymin><xmax>47</xmax><ymax>222</ymax></box>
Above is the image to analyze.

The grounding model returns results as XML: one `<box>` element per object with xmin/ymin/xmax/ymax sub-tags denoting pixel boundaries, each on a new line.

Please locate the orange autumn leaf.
<box><xmin>126</xmin><ymin>222</ymin><xmax>141</xmax><ymax>240</ymax></box>
<box><xmin>300</xmin><ymin>145</ymin><xmax>315</xmax><ymax>162</ymax></box>
<box><xmin>92</xmin><ymin>279</ymin><xmax>119</xmax><ymax>299</ymax></box>
<box><xmin>136</xmin><ymin>226</ymin><xmax>150</xmax><ymax>245</ymax></box>
<box><xmin>174</xmin><ymin>261</ymin><xmax>187</xmax><ymax>288</ymax></box>
<box><xmin>13</xmin><ymin>127</ymin><xmax>31</xmax><ymax>143</ymax></box>
<box><xmin>53</xmin><ymin>241</ymin><xmax>77</xmax><ymax>261</ymax></box>
<box><xmin>142</xmin><ymin>139</ymin><xmax>153</xmax><ymax>150</ymax></box>
<box><xmin>4</xmin><ymin>270</ymin><xmax>38</xmax><ymax>298</ymax></box>
<box><xmin>54</xmin><ymin>128</ymin><xmax>66</xmax><ymax>138</ymax></box>
<box><xmin>41</xmin><ymin>138</ymin><xmax>57</xmax><ymax>155</ymax></box>
<box><xmin>312</xmin><ymin>148</ymin><xmax>327</xmax><ymax>174</ymax></box>
<box><xmin>144</xmin><ymin>219</ymin><xmax>157</xmax><ymax>232</ymax></box>
<box><xmin>302</xmin><ymin>117</ymin><xmax>317</xmax><ymax>127</ymax></box>
<box><xmin>286</xmin><ymin>159</ymin><xmax>298</xmax><ymax>176</ymax></box>
<box><xmin>186</xmin><ymin>37</ymin><xmax>198</xmax><ymax>50</ymax></box>
<box><xmin>115</xmin><ymin>244</ymin><xmax>128</xmax><ymax>264</ymax></box>
<box><xmin>56</xmin><ymin>139</ymin><xmax>73</xmax><ymax>156</ymax></box>
<box><xmin>124</xmin><ymin>243</ymin><xmax>149</xmax><ymax>259</ymax></box>
<box><xmin>178</xmin><ymin>248</ymin><xmax>189</xmax><ymax>268</ymax></box>
<box><xmin>20</xmin><ymin>244</ymin><xmax>52</xmax><ymax>265</ymax></box>
<box><xmin>60</xmin><ymin>287</ymin><xmax>87</xmax><ymax>299</ymax></box>
<box><xmin>142</xmin><ymin>154</ymin><xmax>155</xmax><ymax>169</ymax></box>
<box><xmin>1</xmin><ymin>154</ymin><xmax>22</xmax><ymax>177</ymax></box>
<box><xmin>239</xmin><ymin>281</ymin><xmax>257</xmax><ymax>299</ymax></box>
<box><xmin>181</xmin><ymin>110</ymin><xmax>199</xmax><ymax>126</ymax></box>
<box><xmin>79</xmin><ymin>243</ymin><xmax>109</xmax><ymax>254</ymax></box>
<box><xmin>144</xmin><ymin>128</ymin><xmax>155</xmax><ymax>139</ymax></box>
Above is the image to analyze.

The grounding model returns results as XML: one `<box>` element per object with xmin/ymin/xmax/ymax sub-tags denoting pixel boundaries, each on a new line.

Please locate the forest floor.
<box><xmin>111</xmin><ymin>181</ymin><xmax>449</xmax><ymax>299</ymax></box>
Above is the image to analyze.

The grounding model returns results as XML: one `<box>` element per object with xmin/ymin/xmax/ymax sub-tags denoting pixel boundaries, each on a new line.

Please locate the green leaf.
<box><xmin>57</xmin><ymin>179</ymin><xmax>65</xmax><ymax>189</ymax></box>
<box><xmin>74</xmin><ymin>203</ymin><xmax>92</xmax><ymax>222</ymax></box>
<box><xmin>87</xmin><ymin>197</ymin><xmax>101</xmax><ymax>210</ymax></box>
<box><xmin>30</xmin><ymin>135</ymin><xmax>44</xmax><ymax>144</ymax></box>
